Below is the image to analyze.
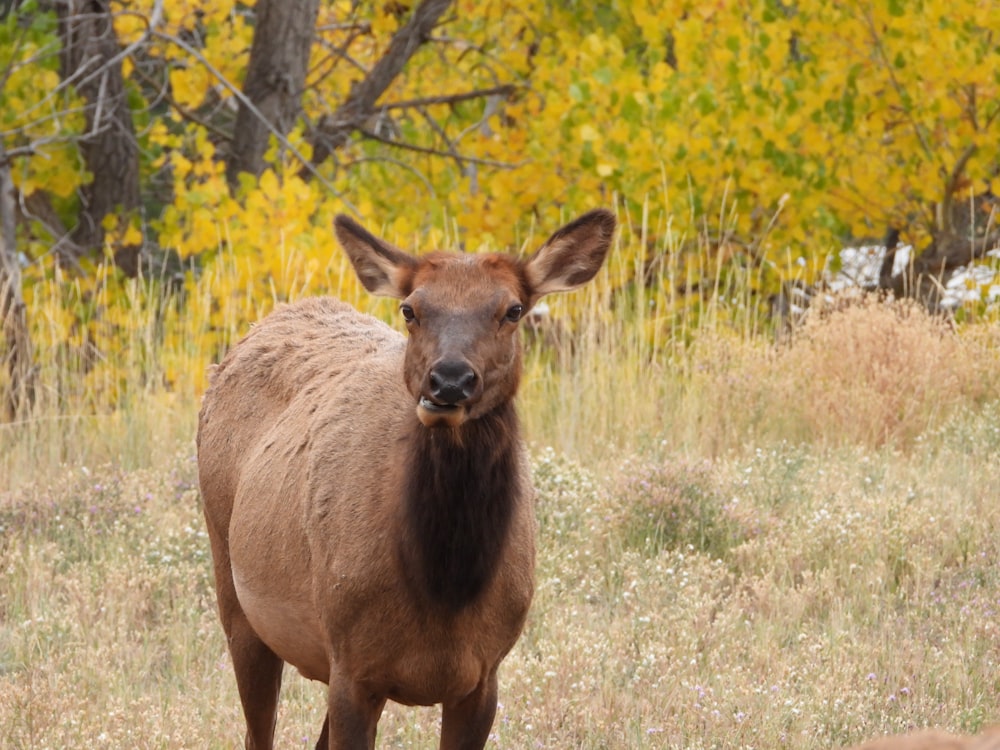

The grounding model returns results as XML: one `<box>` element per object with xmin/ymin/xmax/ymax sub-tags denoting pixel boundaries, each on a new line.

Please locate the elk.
<box><xmin>844</xmin><ymin>726</ymin><xmax>1000</xmax><ymax>750</ymax></box>
<box><xmin>197</xmin><ymin>209</ymin><xmax>616</xmax><ymax>749</ymax></box>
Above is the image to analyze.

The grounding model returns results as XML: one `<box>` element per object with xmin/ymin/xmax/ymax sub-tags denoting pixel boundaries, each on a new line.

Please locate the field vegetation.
<box><xmin>2</xmin><ymin>220</ymin><xmax>1000</xmax><ymax>748</ymax></box>
<box><xmin>2</xmin><ymin>1</ymin><xmax>1000</xmax><ymax>747</ymax></box>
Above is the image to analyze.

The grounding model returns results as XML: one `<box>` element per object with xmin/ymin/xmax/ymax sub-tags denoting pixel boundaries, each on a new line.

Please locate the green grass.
<box><xmin>2</xmin><ymin>218</ymin><xmax>1000</xmax><ymax>747</ymax></box>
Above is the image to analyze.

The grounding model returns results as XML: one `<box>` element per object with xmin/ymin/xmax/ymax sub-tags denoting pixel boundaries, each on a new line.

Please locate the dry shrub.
<box><xmin>680</xmin><ymin>293</ymin><xmax>1000</xmax><ymax>452</ymax></box>
<box><xmin>782</xmin><ymin>294</ymin><xmax>996</xmax><ymax>447</ymax></box>
<box><xmin>613</xmin><ymin>457</ymin><xmax>751</xmax><ymax>559</ymax></box>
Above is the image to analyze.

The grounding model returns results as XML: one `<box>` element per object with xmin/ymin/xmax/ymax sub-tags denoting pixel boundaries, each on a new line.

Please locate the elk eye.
<box><xmin>505</xmin><ymin>304</ymin><xmax>524</xmax><ymax>323</ymax></box>
<box><xmin>400</xmin><ymin>304</ymin><xmax>415</xmax><ymax>322</ymax></box>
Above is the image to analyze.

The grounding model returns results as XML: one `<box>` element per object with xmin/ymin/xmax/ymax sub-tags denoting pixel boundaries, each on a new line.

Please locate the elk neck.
<box><xmin>400</xmin><ymin>400</ymin><xmax>523</xmax><ymax>612</ymax></box>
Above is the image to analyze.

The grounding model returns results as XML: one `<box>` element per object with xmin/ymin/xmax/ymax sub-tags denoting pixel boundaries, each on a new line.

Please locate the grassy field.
<box><xmin>2</xmin><ymin>273</ymin><xmax>999</xmax><ymax>748</ymax></box>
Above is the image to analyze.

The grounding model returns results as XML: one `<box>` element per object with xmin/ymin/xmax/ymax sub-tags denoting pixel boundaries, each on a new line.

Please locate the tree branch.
<box><xmin>148</xmin><ymin>26</ymin><xmax>359</xmax><ymax>214</ymax></box>
<box><xmin>381</xmin><ymin>84</ymin><xmax>515</xmax><ymax>111</ymax></box>
<box><xmin>357</xmin><ymin>127</ymin><xmax>525</xmax><ymax>169</ymax></box>
<box><xmin>17</xmin><ymin>190</ymin><xmax>86</xmax><ymax>270</ymax></box>
<box><xmin>939</xmin><ymin>143</ymin><xmax>978</xmax><ymax>235</ymax></box>
<box><xmin>130</xmin><ymin>64</ymin><xmax>232</xmax><ymax>143</ymax></box>
<box><xmin>307</xmin><ymin>0</ymin><xmax>454</xmax><ymax>170</ymax></box>
<box><xmin>346</xmin><ymin>155</ymin><xmax>435</xmax><ymax>197</ymax></box>
<box><xmin>858</xmin><ymin>4</ymin><xmax>936</xmax><ymax>163</ymax></box>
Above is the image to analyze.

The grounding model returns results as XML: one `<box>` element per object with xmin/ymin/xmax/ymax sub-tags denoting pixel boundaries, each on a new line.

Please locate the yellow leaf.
<box><xmin>123</xmin><ymin>224</ymin><xmax>143</xmax><ymax>246</ymax></box>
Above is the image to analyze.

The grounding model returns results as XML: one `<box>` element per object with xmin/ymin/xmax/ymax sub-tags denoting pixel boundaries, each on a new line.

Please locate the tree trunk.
<box><xmin>225</xmin><ymin>0</ymin><xmax>321</xmax><ymax>189</ymax></box>
<box><xmin>0</xmin><ymin>145</ymin><xmax>36</xmax><ymax>421</ymax></box>
<box><xmin>56</xmin><ymin>0</ymin><xmax>141</xmax><ymax>274</ymax></box>
<box><xmin>881</xmin><ymin>192</ymin><xmax>1000</xmax><ymax>310</ymax></box>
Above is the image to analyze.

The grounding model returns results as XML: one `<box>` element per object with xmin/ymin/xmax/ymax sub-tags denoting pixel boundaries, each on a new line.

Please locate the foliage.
<box><xmin>1</xmin><ymin>3</ymin><xmax>88</xmax><ymax>222</ymax></box>
<box><xmin>2</xmin><ymin>0</ymin><xmax>999</xmax><ymax>414</ymax></box>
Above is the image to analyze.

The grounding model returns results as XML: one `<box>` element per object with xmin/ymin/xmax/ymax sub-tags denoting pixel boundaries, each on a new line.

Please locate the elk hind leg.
<box><xmin>206</xmin><ymin>526</ymin><xmax>284</xmax><ymax>750</ymax></box>
<box><xmin>229</xmin><ymin>613</ymin><xmax>284</xmax><ymax>750</ymax></box>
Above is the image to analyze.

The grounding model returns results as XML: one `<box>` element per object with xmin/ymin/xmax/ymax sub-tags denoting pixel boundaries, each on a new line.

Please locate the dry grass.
<box><xmin>2</xmin><ymin>405</ymin><xmax>999</xmax><ymax>748</ymax></box>
<box><xmin>2</xmin><ymin>223</ymin><xmax>1000</xmax><ymax>747</ymax></box>
<box><xmin>531</xmin><ymin>290</ymin><xmax>1000</xmax><ymax>462</ymax></box>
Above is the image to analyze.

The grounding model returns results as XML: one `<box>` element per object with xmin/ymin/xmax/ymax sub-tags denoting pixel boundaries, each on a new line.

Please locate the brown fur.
<box><xmin>845</xmin><ymin>727</ymin><xmax>1000</xmax><ymax>750</ymax></box>
<box><xmin>198</xmin><ymin>210</ymin><xmax>615</xmax><ymax>749</ymax></box>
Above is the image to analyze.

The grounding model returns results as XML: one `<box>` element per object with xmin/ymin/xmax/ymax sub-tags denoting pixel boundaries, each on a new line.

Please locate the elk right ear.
<box><xmin>334</xmin><ymin>215</ymin><xmax>418</xmax><ymax>298</ymax></box>
<box><xmin>524</xmin><ymin>209</ymin><xmax>616</xmax><ymax>303</ymax></box>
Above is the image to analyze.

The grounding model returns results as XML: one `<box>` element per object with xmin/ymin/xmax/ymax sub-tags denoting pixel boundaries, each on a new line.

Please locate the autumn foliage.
<box><xmin>2</xmin><ymin>0</ymin><xmax>999</xmax><ymax>411</ymax></box>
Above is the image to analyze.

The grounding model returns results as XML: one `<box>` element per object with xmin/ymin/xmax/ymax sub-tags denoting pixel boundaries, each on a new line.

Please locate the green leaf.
<box><xmin>593</xmin><ymin>66</ymin><xmax>613</xmax><ymax>86</ymax></box>
<box><xmin>620</xmin><ymin>93</ymin><xmax>644</xmax><ymax>124</ymax></box>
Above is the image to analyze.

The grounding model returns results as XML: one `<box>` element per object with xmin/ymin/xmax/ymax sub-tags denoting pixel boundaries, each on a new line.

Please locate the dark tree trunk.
<box><xmin>225</xmin><ymin>0</ymin><xmax>321</xmax><ymax>189</ymax></box>
<box><xmin>881</xmin><ymin>192</ymin><xmax>1000</xmax><ymax>309</ymax></box>
<box><xmin>56</xmin><ymin>0</ymin><xmax>141</xmax><ymax>274</ymax></box>
<box><xmin>877</xmin><ymin>227</ymin><xmax>900</xmax><ymax>289</ymax></box>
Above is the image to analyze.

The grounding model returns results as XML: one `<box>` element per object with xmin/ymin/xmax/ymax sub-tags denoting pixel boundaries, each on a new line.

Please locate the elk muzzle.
<box><xmin>417</xmin><ymin>359</ymin><xmax>481</xmax><ymax>428</ymax></box>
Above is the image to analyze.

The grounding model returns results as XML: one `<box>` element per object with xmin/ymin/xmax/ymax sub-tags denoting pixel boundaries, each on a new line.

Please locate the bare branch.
<box><xmin>25</xmin><ymin>2</ymin><xmax>164</xmax><ymax>113</ymax></box>
<box><xmin>310</xmin><ymin>20</ymin><xmax>371</xmax><ymax>80</ymax></box>
<box><xmin>346</xmin><ymin>155</ymin><xmax>435</xmax><ymax>197</ymax></box>
<box><xmin>858</xmin><ymin>4</ymin><xmax>936</xmax><ymax>163</ymax></box>
<box><xmin>381</xmin><ymin>85</ymin><xmax>515</xmax><ymax>111</ymax></box>
<box><xmin>939</xmin><ymin>143</ymin><xmax>978</xmax><ymax>234</ymax></box>
<box><xmin>17</xmin><ymin>190</ymin><xmax>86</xmax><ymax>270</ymax></box>
<box><xmin>0</xmin><ymin>145</ymin><xmax>36</xmax><ymax>166</ymax></box>
<box><xmin>416</xmin><ymin>106</ymin><xmax>462</xmax><ymax>160</ymax></box>
<box><xmin>130</xmin><ymin>64</ymin><xmax>232</xmax><ymax>142</ymax></box>
<box><xmin>307</xmin><ymin>0</ymin><xmax>454</xmax><ymax>170</ymax></box>
<box><xmin>357</xmin><ymin>126</ymin><xmax>525</xmax><ymax>170</ymax></box>
<box><xmin>0</xmin><ymin>101</ymin><xmax>95</xmax><ymax>142</ymax></box>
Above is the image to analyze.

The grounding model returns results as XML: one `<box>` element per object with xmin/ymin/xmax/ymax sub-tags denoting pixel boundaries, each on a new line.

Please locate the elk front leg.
<box><xmin>439</xmin><ymin>670</ymin><xmax>499</xmax><ymax>750</ymax></box>
<box><xmin>323</xmin><ymin>671</ymin><xmax>386</xmax><ymax>749</ymax></box>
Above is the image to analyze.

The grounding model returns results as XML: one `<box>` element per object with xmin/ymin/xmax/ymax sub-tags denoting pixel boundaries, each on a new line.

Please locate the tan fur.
<box><xmin>198</xmin><ymin>210</ymin><xmax>615</xmax><ymax>749</ymax></box>
<box><xmin>845</xmin><ymin>726</ymin><xmax>1000</xmax><ymax>750</ymax></box>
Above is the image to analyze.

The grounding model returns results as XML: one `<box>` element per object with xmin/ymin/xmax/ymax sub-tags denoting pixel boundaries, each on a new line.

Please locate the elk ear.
<box><xmin>334</xmin><ymin>215</ymin><xmax>418</xmax><ymax>298</ymax></box>
<box><xmin>524</xmin><ymin>209</ymin><xmax>616</xmax><ymax>301</ymax></box>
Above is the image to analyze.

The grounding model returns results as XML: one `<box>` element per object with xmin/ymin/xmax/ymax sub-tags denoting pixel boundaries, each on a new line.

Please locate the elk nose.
<box><xmin>428</xmin><ymin>360</ymin><xmax>478</xmax><ymax>406</ymax></box>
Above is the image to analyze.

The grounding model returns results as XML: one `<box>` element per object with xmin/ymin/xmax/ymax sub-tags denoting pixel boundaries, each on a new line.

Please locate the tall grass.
<box><xmin>7</xmin><ymin>205</ymin><xmax>998</xmax><ymax>481</ymax></box>
<box><xmin>2</xmin><ymin>209</ymin><xmax>1000</xmax><ymax>747</ymax></box>
<box><xmin>519</xmin><ymin>217</ymin><xmax>1000</xmax><ymax>463</ymax></box>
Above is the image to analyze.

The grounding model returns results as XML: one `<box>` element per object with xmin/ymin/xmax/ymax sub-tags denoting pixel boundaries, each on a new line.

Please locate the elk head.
<box><xmin>334</xmin><ymin>210</ymin><xmax>616</xmax><ymax>428</ymax></box>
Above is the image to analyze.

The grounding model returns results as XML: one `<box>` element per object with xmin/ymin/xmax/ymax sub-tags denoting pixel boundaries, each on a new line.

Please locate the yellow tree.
<box><xmin>4</xmin><ymin>0</ymin><xmax>999</xmax><ymax>412</ymax></box>
<box><xmin>488</xmin><ymin>0</ymin><xmax>999</xmax><ymax>310</ymax></box>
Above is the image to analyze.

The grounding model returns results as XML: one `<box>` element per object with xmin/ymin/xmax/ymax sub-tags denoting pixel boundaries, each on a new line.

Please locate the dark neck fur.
<box><xmin>402</xmin><ymin>402</ymin><xmax>522</xmax><ymax>612</ymax></box>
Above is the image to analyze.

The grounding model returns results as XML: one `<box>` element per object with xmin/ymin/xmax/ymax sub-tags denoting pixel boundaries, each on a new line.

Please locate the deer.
<box><xmin>197</xmin><ymin>209</ymin><xmax>616</xmax><ymax>749</ymax></box>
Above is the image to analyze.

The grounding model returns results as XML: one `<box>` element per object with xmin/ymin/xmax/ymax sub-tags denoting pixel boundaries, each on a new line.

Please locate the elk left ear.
<box><xmin>334</xmin><ymin>214</ymin><xmax>418</xmax><ymax>298</ymax></box>
<box><xmin>524</xmin><ymin>209</ymin><xmax>616</xmax><ymax>301</ymax></box>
